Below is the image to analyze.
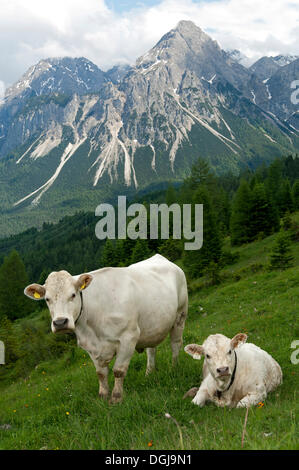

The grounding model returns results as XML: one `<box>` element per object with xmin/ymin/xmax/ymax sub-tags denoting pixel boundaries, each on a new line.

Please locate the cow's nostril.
<box><xmin>53</xmin><ymin>318</ymin><xmax>68</xmax><ymax>327</ymax></box>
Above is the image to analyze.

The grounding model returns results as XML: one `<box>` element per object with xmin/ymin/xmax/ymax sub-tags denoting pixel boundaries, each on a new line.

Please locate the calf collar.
<box><xmin>75</xmin><ymin>291</ymin><xmax>84</xmax><ymax>325</ymax></box>
<box><xmin>216</xmin><ymin>351</ymin><xmax>237</xmax><ymax>400</ymax></box>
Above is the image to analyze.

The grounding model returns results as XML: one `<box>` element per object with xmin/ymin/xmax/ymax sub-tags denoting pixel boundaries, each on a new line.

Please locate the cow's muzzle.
<box><xmin>53</xmin><ymin>317</ymin><xmax>69</xmax><ymax>332</ymax></box>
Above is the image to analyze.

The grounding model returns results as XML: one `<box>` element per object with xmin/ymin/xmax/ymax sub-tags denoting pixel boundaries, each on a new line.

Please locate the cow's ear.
<box><xmin>24</xmin><ymin>284</ymin><xmax>46</xmax><ymax>300</ymax></box>
<box><xmin>76</xmin><ymin>274</ymin><xmax>93</xmax><ymax>291</ymax></box>
<box><xmin>231</xmin><ymin>333</ymin><xmax>247</xmax><ymax>349</ymax></box>
<box><xmin>184</xmin><ymin>344</ymin><xmax>204</xmax><ymax>360</ymax></box>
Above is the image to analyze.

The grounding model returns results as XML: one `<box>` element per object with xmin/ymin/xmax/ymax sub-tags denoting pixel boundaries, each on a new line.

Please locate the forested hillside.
<box><xmin>0</xmin><ymin>153</ymin><xmax>298</xmax><ymax>294</ymax></box>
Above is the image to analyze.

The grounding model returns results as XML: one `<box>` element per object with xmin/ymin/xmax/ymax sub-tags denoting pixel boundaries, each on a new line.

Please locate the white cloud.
<box><xmin>0</xmin><ymin>0</ymin><xmax>298</xmax><ymax>88</ymax></box>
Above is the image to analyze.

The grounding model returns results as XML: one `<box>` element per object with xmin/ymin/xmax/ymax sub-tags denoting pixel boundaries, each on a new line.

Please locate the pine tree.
<box><xmin>165</xmin><ymin>183</ymin><xmax>177</xmax><ymax>205</ymax></box>
<box><xmin>265</xmin><ymin>159</ymin><xmax>284</xmax><ymax>206</ymax></box>
<box><xmin>277</xmin><ymin>179</ymin><xmax>294</xmax><ymax>215</ymax></box>
<box><xmin>0</xmin><ymin>250</ymin><xmax>32</xmax><ymax>321</ymax></box>
<box><xmin>292</xmin><ymin>179</ymin><xmax>299</xmax><ymax>210</ymax></box>
<box><xmin>130</xmin><ymin>239</ymin><xmax>152</xmax><ymax>264</ymax></box>
<box><xmin>188</xmin><ymin>157</ymin><xmax>215</xmax><ymax>190</ymax></box>
<box><xmin>0</xmin><ymin>315</ymin><xmax>20</xmax><ymax>364</ymax></box>
<box><xmin>100</xmin><ymin>239</ymin><xmax>116</xmax><ymax>267</ymax></box>
<box><xmin>250</xmin><ymin>183</ymin><xmax>279</xmax><ymax>239</ymax></box>
<box><xmin>269</xmin><ymin>231</ymin><xmax>294</xmax><ymax>270</ymax></box>
<box><xmin>158</xmin><ymin>238</ymin><xmax>183</xmax><ymax>262</ymax></box>
<box><xmin>230</xmin><ymin>180</ymin><xmax>252</xmax><ymax>245</ymax></box>
<box><xmin>183</xmin><ymin>186</ymin><xmax>222</xmax><ymax>278</ymax></box>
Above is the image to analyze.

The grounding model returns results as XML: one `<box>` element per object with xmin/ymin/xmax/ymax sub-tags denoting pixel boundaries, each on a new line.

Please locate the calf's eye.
<box><xmin>206</xmin><ymin>354</ymin><xmax>211</xmax><ymax>359</ymax></box>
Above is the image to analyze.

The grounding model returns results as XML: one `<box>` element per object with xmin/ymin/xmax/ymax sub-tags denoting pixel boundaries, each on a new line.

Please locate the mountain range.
<box><xmin>0</xmin><ymin>20</ymin><xmax>298</xmax><ymax>236</ymax></box>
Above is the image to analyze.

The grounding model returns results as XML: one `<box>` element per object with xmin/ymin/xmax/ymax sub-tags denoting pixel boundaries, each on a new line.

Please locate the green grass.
<box><xmin>0</xmin><ymin>232</ymin><xmax>298</xmax><ymax>450</ymax></box>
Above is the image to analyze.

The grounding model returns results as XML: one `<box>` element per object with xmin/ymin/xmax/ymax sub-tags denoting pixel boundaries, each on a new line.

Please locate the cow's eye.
<box><xmin>70</xmin><ymin>293</ymin><xmax>76</xmax><ymax>300</ymax></box>
<box><xmin>45</xmin><ymin>298</ymin><xmax>50</xmax><ymax>303</ymax></box>
<box><xmin>206</xmin><ymin>354</ymin><xmax>211</xmax><ymax>359</ymax></box>
<box><xmin>228</xmin><ymin>349</ymin><xmax>232</xmax><ymax>355</ymax></box>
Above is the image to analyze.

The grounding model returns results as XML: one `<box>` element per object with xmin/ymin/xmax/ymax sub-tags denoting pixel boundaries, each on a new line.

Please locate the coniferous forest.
<box><xmin>0</xmin><ymin>154</ymin><xmax>298</xmax><ymax>322</ymax></box>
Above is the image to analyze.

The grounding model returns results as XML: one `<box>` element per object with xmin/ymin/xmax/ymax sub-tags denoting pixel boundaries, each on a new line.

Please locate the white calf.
<box><xmin>184</xmin><ymin>333</ymin><xmax>282</xmax><ymax>408</ymax></box>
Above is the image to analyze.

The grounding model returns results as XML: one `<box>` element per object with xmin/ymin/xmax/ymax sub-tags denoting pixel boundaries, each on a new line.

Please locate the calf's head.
<box><xmin>185</xmin><ymin>333</ymin><xmax>247</xmax><ymax>382</ymax></box>
<box><xmin>24</xmin><ymin>270</ymin><xmax>93</xmax><ymax>333</ymax></box>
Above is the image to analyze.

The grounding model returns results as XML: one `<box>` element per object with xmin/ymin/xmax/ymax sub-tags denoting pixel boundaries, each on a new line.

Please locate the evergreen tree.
<box><xmin>292</xmin><ymin>179</ymin><xmax>299</xmax><ymax>210</ymax></box>
<box><xmin>179</xmin><ymin>157</ymin><xmax>215</xmax><ymax>204</ymax></box>
<box><xmin>130</xmin><ymin>239</ymin><xmax>152</xmax><ymax>264</ymax></box>
<box><xmin>158</xmin><ymin>238</ymin><xmax>183</xmax><ymax>262</ymax></box>
<box><xmin>204</xmin><ymin>261</ymin><xmax>221</xmax><ymax>285</ymax></box>
<box><xmin>230</xmin><ymin>180</ymin><xmax>252</xmax><ymax>245</ymax></box>
<box><xmin>281</xmin><ymin>211</ymin><xmax>292</xmax><ymax>231</ymax></box>
<box><xmin>165</xmin><ymin>184</ymin><xmax>177</xmax><ymax>205</ymax></box>
<box><xmin>269</xmin><ymin>231</ymin><xmax>294</xmax><ymax>270</ymax></box>
<box><xmin>0</xmin><ymin>315</ymin><xmax>20</xmax><ymax>364</ymax></box>
<box><xmin>0</xmin><ymin>250</ymin><xmax>32</xmax><ymax>321</ymax></box>
<box><xmin>187</xmin><ymin>157</ymin><xmax>215</xmax><ymax>190</ymax></box>
<box><xmin>277</xmin><ymin>179</ymin><xmax>294</xmax><ymax>215</ymax></box>
<box><xmin>100</xmin><ymin>239</ymin><xmax>116</xmax><ymax>267</ymax></box>
<box><xmin>265</xmin><ymin>159</ymin><xmax>284</xmax><ymax>206</ymax></box>
<box><xmin>250</xmin><ymin>183</ymin><xmax>279</xmax><ymax>239</ymax></box>
<box><xmin>183</xmin><ymin>186</ymin><xmax>222</xmax><ymax>278</ymax></box>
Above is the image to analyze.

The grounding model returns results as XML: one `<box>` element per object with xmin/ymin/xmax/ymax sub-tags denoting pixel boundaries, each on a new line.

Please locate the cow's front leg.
<box><xmin>110</xmin><ymin>334</ymin><xmax>138</xmax><ymax>404</ymax></box>
<box><xmin>90</xmin><ymin>343</ymin><xmax>115</xmax><ymax>400</ymax></box>
<box><xmin>97</xmin><ymin>366</ymin><xmax>109</xmax><ymax>400</ymax></box>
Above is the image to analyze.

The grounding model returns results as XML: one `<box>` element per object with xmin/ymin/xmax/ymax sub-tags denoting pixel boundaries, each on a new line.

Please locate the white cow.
<box><xmin>24</xmin><ymin>254</ymin><xmax>188</xmax><ymax>404</ymax></box>
<box><xmin>184</xmin><ymin>333</ymin><xmax>282</xmax><ymax>408</ymax></box>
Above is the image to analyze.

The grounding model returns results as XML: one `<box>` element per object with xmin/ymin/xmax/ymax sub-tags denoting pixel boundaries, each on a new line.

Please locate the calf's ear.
<box><xmin>75</xmin><ymin>274</ymin><xmax>93</xmax><ymax>291</ymax></box>
<box><xmin>231</xmin><ymin>333</ymin><xmax>248</xmax><ymax>349</ymax></box>
<box><xmin>24</xmin><ymin>284</ymin><xmax>46</xmax><ymax>300</ymax></box>
<box><xmin>184</xmin><ymin>344</ymin><xmax>204</xmax><ymax>360</ymax></box>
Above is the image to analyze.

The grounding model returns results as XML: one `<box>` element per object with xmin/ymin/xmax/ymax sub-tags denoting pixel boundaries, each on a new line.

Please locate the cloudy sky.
<box><xmin>0</xmin><ymin>0</ymin><xmax>298</xmax><ymax>96</ymax></box>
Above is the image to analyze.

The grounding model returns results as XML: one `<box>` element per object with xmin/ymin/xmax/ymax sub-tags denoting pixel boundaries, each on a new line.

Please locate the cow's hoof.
<box><xmin>183</xmin><ymin>387</ymin><xmax>199</xmax><ymax>399</ymax></box>
<box><xmin>99</xmin><ymin>392</ymin><xmax>109</xmax><ymax>400</ymax></box>
<box><xmin>109</xmin><ymin>393</ymin><xmax>123</xmax><ymax>405</ymax></box>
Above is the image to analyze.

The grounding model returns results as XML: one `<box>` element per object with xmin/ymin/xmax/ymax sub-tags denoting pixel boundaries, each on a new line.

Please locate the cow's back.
<box><xmin>82</xmin><ymin>255</ymin><xmax>188</xmax><ymax>349</ymax></box>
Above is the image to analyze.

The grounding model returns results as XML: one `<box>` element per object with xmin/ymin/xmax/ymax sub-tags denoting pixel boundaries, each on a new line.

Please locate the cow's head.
<box><xmin>185</xmin><ymin>333</ymin><xmax>247</xmax><ymax>384</ymax></box>
<box><xmin>24</xmin><ymin>270</ymin><xmax>93</xmax><ymax>333</ymax></box>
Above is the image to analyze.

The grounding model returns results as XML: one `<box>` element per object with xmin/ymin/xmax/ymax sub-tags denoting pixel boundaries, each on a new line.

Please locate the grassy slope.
<box><xmin>0</xmin><ymin>231</ymin><xmax>298</xmax><ymax>450</ymax></box>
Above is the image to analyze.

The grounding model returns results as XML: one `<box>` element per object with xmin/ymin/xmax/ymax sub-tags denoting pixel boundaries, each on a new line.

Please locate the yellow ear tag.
<box><xmin>34</xmin><ymin>292</ymin><xmax>41</xmax><ymax>299</ymax></box>
<box><xmin>81</xmin><ymin>282</ymin><xmax>86</xmax><ymax>290</ymax></box>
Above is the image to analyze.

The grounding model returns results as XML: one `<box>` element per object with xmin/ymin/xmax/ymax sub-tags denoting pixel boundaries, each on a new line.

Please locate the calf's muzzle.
<box><xmin>217</xmin><ymin>366</ymin><xmax>229</xmax><ymax>375</ymax></box>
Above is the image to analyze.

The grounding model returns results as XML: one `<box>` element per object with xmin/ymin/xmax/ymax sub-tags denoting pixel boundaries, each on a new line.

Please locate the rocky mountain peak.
<box><xmin>4</xmin><ymin>57</ymin><xmax>107</xmax><ymax>103</ymax></box>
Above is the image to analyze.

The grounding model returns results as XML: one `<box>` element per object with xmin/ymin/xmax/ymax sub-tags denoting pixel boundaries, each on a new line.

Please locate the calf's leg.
<box><xmin>236</xmin><ymin>386</ymin><xmax>267</xmax><ymax>408</ymax></box>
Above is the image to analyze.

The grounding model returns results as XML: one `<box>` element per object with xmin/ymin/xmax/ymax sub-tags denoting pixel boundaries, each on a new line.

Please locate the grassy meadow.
<box><xmin>0</xmin><ymin>228</ymin><xmax>298</xmax><ymax>450</ymax></box>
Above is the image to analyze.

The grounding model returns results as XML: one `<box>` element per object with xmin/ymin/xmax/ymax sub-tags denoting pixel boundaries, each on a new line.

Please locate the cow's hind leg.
<box><xmin>170</xmin><ymin>308</ymin><xmax>187</xmax><ymax>365</ymax></box>
<box><xmin>146</xmin><ymin>348</ymin><xmax>156</xmax><ymax>375</ymax></box>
